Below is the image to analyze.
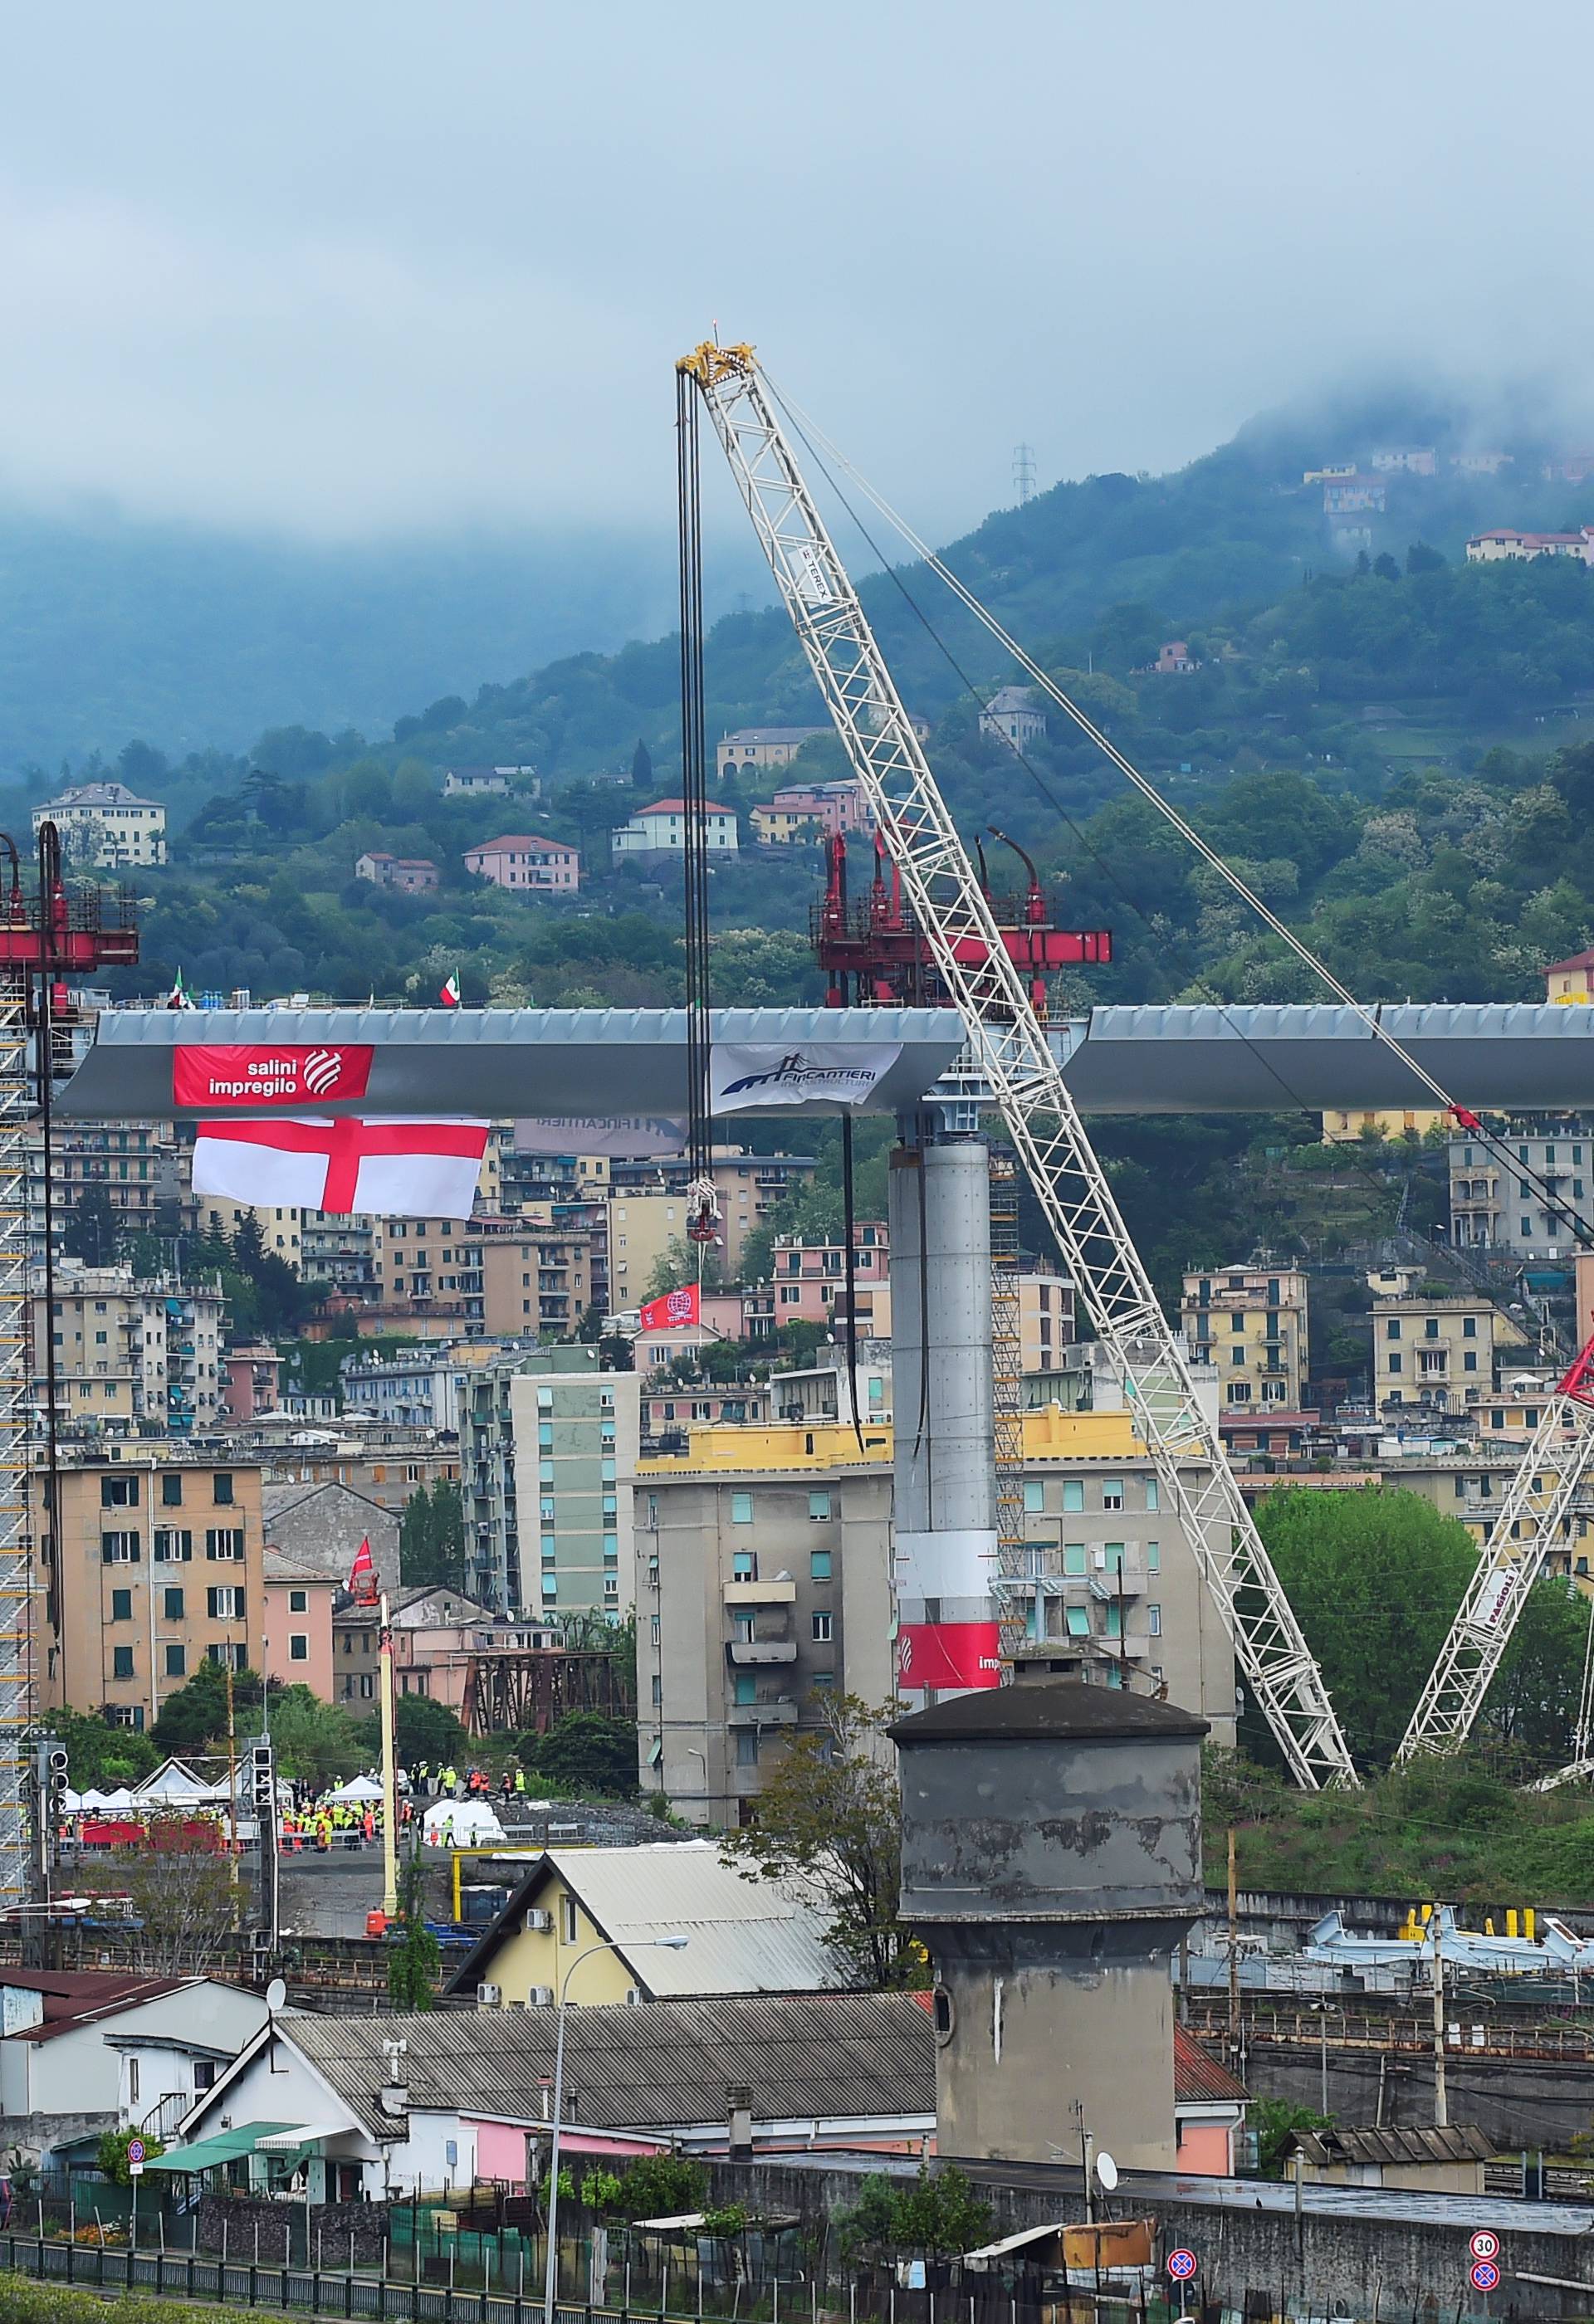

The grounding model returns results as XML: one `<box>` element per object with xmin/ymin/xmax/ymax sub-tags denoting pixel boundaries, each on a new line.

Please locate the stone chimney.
<box><xmin>726</xmin><ymin>2084</ymin><xmax>754</xmax><ymax>2158</ymax></box>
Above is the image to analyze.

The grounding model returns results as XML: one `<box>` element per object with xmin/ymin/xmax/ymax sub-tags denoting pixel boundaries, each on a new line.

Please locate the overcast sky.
<box><xmin>1</xmin><ymin>0</ymin><xmax>1588</xmax><ymax>548</ymax></box>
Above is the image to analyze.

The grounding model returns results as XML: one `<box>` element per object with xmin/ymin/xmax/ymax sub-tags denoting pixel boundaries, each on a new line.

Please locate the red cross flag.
<box><xmin>638</xmin><ymin>1282</ymin><xmax>701</xmax><ymax>1331</ymax></box>
<box><xmin>192</xmin><ymin>1116</ymin><xmax>490</xmax><ymax>1219</ymax></box>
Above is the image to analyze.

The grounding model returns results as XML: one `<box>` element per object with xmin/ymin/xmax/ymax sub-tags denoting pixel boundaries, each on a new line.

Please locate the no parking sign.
<box><xmin>1167</xmin><ymin>2248</ymin><xmax>1199</xmax><ymax>2284</ymax></box>
<box><xmin>1470</xmin><ymin>2260</ymin><xmax>1500</xmax><ymax>2294</ymax></box>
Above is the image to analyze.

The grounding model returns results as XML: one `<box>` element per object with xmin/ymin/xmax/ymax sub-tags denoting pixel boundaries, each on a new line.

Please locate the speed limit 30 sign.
<box><xmin>1469</xmin><ymin>2232</ymin><xmax>1500</xmax><ymax>2263</ymax></box>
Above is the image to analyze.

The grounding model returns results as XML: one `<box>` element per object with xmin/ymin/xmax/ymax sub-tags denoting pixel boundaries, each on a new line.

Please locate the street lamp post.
<box><xmin>542</xmin><ymin>1935</ymin><xmax>688</xmax><ymax>2324</ymax></box>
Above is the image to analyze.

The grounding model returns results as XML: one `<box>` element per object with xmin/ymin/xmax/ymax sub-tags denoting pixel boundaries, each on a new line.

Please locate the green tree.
<box><xmin>387</xmin><ymin>1845</ymin><xmax>441</xmax><ymax>2009</ymax></box>
<box><xmin>838</xmin><ymin>2165</ymin><xmax>992</xmax><ymax>2258</ymax></box>
<box><xmin>96</xmin><ymin>2127</ymin><xmax>165</xmax><ymax>2185</ymax></box>
<box><xmin>1250</xmin><ymin>2098</ymin><xmax>1332</xmax><ymax>2180</ymax></box>
<box><xmin>51</xmin><ymin>1705</ymin><xmax>161</xmax><ymax>1790</ymax></box>
<box><xmin>631</xmin><ymin>738</ymin><xmax>653</xmax><ymax>791</ymax></box>
<box><xmin>399</xmin><ymin>1479</ymin><xmax>467</xmax><ymax>1591</ymax></box>
<box><xmin>646</xmin><ymin>1238</ymin><xmax>722</xmax><ymax>1297</ymax></box>
<box><xmin>61</xmin><ymin>1184</ymin><xmax>118</xmax><ymax>1267</ymax></box>
<box><xmin>354</xmin><ymin>1692</ymin><xmax>467</xmax><ymax>1770</ymax></box>
<box><xmin>522</xmin><ymin>1711</ymin><xmax>638</xmax><ymax>1798</ymax></box>
<box><xmin>152</xmin><ymin>1661</ymin><xmax>262</xmax><ymax>1755</ymax></box>
<box><xmin>264</xmin><ymin>1686</ymin><xmax>366</xmax><ymax>1789</ymax></box>
<box><xmin>1257</xmin><ymin>1489</ymin><xmax>1474</xmax><ymax>1770</ymax></box>
<box><xmin>722</xmin><ymin>1692</ymin><xmax>921</xmax><ymax>1987</ymax></box>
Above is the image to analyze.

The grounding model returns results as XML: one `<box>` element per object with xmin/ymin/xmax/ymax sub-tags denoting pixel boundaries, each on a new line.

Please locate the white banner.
<box><xmin>710</xmin><ymin>1042</ymin><xmax>903</xmax><ymax>1112</ymax></box>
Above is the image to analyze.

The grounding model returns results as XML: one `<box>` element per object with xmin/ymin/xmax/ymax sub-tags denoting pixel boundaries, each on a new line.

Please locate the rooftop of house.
<box><xmin>263</xmin><ymin>1546</ymin><xmax>338</xmax><ymax>1587</ymax></box>
<box><xmin>1543</xmin><ymin>945</ymin><xmax>1594</xmax><ymax>975</ymax></box>
<box><xmin>446</xmin><ymin>1840</ymin><xmax>848</xmax><ymax>2001</ymax></box>
<box><xmin>40</xmin><ymin>782</ymin><xmax>164</xmax><ymax>811</ymax></box>
<box><xmin>466</xmin><ymin>834</ymin><xmax>572</xmax><ymax>856</ymax></box>
<box><xmin>0</xmin><ymin>1969</ymin><xmax>191</xmax><ymax>2042</ymax></box>
<box><xmin>1285</xmin><ymin>2125</ymin><xmax>1490</xmax><ymax>2170</ymax></box>
<box><xmin>278</xmin><ymin>1990</ymin><xmax>936</xmax><ymax>2140</ymax></box>
<box><xmin>892</xmin><ymin>1677</ymin><xmax>1210</xmax><ymax>1746</ymax></box>
<box><xmin>983</xmin><ymin>686</ymin><xmax>1037</xmax><ymax>715</ymax></box>
<box><xmin>237</xmin><ymin>1999</ymin><xmax>1242</xmax><ymax>2146</ymax></box>
<box><xmin>721</xmin><ymin>726</ymin><xmax>828</xmax><ymax>746</ymax></box>
<box><xmin>633</xmin><ymin>799</ymin><xmax>733</xmax><ymax>818</ymax></box>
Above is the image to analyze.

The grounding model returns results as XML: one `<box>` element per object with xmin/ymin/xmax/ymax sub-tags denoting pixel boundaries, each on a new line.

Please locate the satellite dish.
<box><xmin>266</xmin><ymin>1978</ymin><xmax>288</xmax><ymax>2013</ymax></box>
<box><xmin>1096</xmin><ymin>2151</ymin><xmax>1119</xmax><ymax>2193</ymax></box>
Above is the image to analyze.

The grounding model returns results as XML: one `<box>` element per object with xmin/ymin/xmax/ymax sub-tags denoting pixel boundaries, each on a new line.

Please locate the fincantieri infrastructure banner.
<box><xmin>58</xmin><ymin>1011</ymin><xmax>961</xmax><ymax>1122</ymax></box>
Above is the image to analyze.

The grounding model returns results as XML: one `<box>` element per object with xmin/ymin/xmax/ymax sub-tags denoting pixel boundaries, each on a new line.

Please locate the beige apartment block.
<box><xmin>1372</xmin><ymin>1295</ymin><xmax>1528</xmax><ymax>1416</ymax></box>
<box><xmin>608</xmin><ymin>1192</ymin><xmax>691</xmax><ymax>1312</ymax></box>
<box><xmin>1181</xmin><ymin>1262</ymin><xmax>1309</xmax><ymax>1411</ymax></box>
<box><xmin>194</xmin><ymin>1195</ymin><xmax>306</xmax><ymax>1272</ymax></box>
<box><xmin>44</xmin><ymin>1455</ymin><xmax>266</xmax><ymax>1732</ymax></box>
<box><xmin>633</xmin><ymin>1404</ymin><xmax>1235</xmax><ymax>1828</ymax></box>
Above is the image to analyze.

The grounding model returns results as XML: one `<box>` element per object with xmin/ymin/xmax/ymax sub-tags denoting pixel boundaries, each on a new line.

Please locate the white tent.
<box><xmin>325</xmin><ymin>1775</ymin><xmax>384</xmax><ymax>1805</ymax></box>
<box><xmin>95</xmin><ymin>1789</ymin><xmax>139</xmax><ymax>1811</ymax></box>
<box><xmin>136</xmin><ymin>1759</ymin><xmax>226</xmax><ymax>1804</ymax></box>
<box><xmin>423</xmin><ymin>1799</ymin><xmax>504</xmax><ymax>1847</ymax></box>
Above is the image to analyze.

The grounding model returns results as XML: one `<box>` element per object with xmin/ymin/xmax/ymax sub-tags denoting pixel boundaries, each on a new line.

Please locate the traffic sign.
<box><xmin>128</xmin><ymin>2163</ymin><xmax>144</xmax><ymax>2180</ymax></box>
<box><xmin>125</xmin><ymin>2139</ymin><xmax>145</xmax><ymax>2166</ymax></box>
<box><xmin>1469</xmin><ymin>2232</ymin><xmax>1500</xmax><ymax>2262</ymax></box>
<box><xmin>1470</xmin><ymin>2260</ymin><xmax>1500</xmax><ymax>2294</ymax></box>
<box><xmin>1167</xmin><ymin>2249</ymin><xmax>1199</xmax><ymax>2283</ymax></box>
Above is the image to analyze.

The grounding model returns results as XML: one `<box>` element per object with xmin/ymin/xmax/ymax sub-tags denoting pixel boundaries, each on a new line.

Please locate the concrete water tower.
<box><xmin>892</xmin><ymin>1674</ymin><xmax>1208</xmax><ymax>2170</ymax></box>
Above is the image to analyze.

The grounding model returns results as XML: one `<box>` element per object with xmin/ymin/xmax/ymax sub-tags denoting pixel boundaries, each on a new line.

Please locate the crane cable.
<box><xmin>762</xmin><ymin>370</ymin><xmax>1594</xmax><ymax>1262</ymax></box>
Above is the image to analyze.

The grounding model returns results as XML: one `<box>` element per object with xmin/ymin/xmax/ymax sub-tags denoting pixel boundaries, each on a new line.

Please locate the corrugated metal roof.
<box><xmin>286</xmin><ymin>1992</ymin><xmax>934</xmax><ymax>2136</ymax></box>
<box><xmin>1172</xmin><ymin>2024</ymin><xmax>1249</xmax><ymax>2105</ymax></box>
<box><xmin>447</xmin><ymin>1843</ymin><xmax>846</xmax><ymax>2000</ymax></box>
<box><xmin>1290</xmin><ymin>2125</ymin><xmax>1492</xmax><ymax>2168</ymax></box>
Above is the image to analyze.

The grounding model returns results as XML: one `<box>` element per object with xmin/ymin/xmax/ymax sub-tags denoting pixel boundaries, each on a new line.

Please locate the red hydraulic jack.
<box><xmin>812</xmin><ymin>828</ymin><xmax>1109</xmax><ymax>1019</ymax></box>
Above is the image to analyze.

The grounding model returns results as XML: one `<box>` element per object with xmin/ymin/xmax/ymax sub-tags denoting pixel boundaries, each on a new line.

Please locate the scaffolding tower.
<box><xmin>988</xmin><ymin>1150</ymin><xmax>1027</xmax><ymax>1663</ymax></box>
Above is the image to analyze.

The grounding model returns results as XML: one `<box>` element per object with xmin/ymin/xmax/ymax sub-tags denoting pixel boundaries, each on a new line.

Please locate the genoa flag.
<box><xmin>638</xmin><ymin>1282</ymin><xmax>701</xmax><ymax>1331</ymax></box>
<box><xmin>192</xmin><ymin>1116</ymin><xmax>490</xmax><ymax>1219</ymax></box>
<box><xmin>349</xmin><ymin>1537</ymin><xmax>376</xmax><ymax>1592</ymax></box>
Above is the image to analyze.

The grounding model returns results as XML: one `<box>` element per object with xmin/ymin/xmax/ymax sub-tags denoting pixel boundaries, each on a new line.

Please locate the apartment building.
<box><xmin>193</xmin><ymin>1195</ymin><xmax>305</xmax><ymax>1271</ymax></box>
<box><xmin>44</xmin><ymin>1455</ymin><xmax>266</xmax><ymax>1731</ymax></box>
<box><xmin>636</xmin><ymin>1423</ymin><xmax>892</xmax><ymax>1826</ymax></box>
<box><xmin>31</xmin><ymin>1120</ymin><xmax>179</xmax><ymax>1247</ymax></box>
<box><xmin>340</xmin><ymin>1347</ymin><xmax>471</xmax><ymax>1433</ymax></box>
<box><xmin>635</xmin><ymin>1403</ymin><xmax>1235</xmax><ymax>1826</ymax></box>
<box><xmin>462</xmin><ymin>834</ymin><xmax>579</xmax><ymax>893</ymax></box>
<box><xmin>1449</xmin><ymin>1121</ymin><xmax>1594</xmax><ymax>1256</ymax></box>
<box><xmin>32</xmin><ymin>1265</ymin><xmax>226</xmax><ymax>1438</ymax></box>
<box><xmin>837</xmin><ymin>1270</ymin><xmax>1074</xmax><ymax>1365</ymax></box>
<box><xmin>715</xmin><ymin>725</ymin><xmax>829</xmax><ymax>779</ymax></box>
<box><xmin>612</xmin><ymin>798</ymin><xmax>739</xmax><ymax>855</ymax></box>
<box><xmin>1181</xmin><ymin>1263</ymin><xmax>1309</xmax><ymax>1410</ymax></box>
<box><xmin>769</xmin><ymin>1225</ymin><xmax>890</xmax><ymax>1327</ymax></box>
<box><xmin>1372</xmin><ymin>1295</ymin><xmax>1529</xmax><ymax>1415</ymax></box>
<box><xmin>33</xmin><ymin>781</ymin><xmax>167</xmax><ymax>868</ymax></box>
<box><xmin>465</xmin><ymin>1346</ymin><xmax>638</xmax><ymax>1616</ymax></box>
<box><xmin>478</xmin><ymin>1219</ymin><xmax>592</xmax><ymax>1337</ymax></box>
<box><xmin>299</xmin><ymin>1213</ymin><xmax>374</xmax><ymax>1291</ymax></box>
<box><xmin>262</xmin><ymin>1550</ymin><xmax>337</xmax><ymax>1698</ymax></box>
<box><xmin>608</xmin><ymin>1191</ymin><xmax>695</xmax><ymax>1316</ymax></box>
<box><xmin>750</xmin><ymin>780</ymin><xmax>873</xmax><ymax>844</ymax></box>
<box><xmin>612</xmin><ymin>1150</ymin><xmax>816</xmax><ymax>1279</ymax></box>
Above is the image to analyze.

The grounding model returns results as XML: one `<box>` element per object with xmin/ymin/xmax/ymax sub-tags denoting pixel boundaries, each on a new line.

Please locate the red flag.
<box><xmin>638</xmin><ymin>1282</ymin><xmax>701</xmax><ymax>1331</ymax></box>
<box><xmin>1452</xmin><ymin>1106</ymin><xmax>1483</xmax><ymax>1133</ymax></box>
<box><xmin>349</xmin><ymin>1538</ymin><xmax>375</xmax><ymax>1592</ymax></box>
<box><xmin>192</xmin><ymin>1115</ymin><xmax>489</xmax><ymax>1218</ymax></box>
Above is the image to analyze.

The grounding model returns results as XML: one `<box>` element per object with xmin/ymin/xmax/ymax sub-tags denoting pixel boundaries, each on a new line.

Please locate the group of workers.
<box><xmin>278</xmin><ymin>1792</ymin><xmax>415</xmax><ymax>1853</ymax></box>
<box><xmin>410</xmin><ymin>1763</ymin><xmax>530</xmax><ymax>1804</ymax></box>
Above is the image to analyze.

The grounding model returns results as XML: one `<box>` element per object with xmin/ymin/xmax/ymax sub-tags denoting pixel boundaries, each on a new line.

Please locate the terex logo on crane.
<box><xmin>171</xmin><ymin>1045</ymin><xmax>375</xmax><ymax>1108</ymax></box>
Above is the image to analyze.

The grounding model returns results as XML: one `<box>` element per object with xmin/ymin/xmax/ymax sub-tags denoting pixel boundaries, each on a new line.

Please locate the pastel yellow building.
<box><xmin>1322</xmin><ymin>1109</ymin><xmax>1449</xmax><ymax>1143</ymax></box>
<box><xmin>1181</xmin><ymin>1262</ymin><xmax>1309</xmax><ymax>1411</ymax></box>
<box><xmin>446</xmin><ymin>1841</ymin><xmax>843</xmax><ymax>2007</ymax></box>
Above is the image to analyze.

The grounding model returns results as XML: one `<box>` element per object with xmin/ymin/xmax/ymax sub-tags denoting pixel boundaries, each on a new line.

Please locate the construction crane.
<box><xmin>1396</xmin><ymin>1331</ymin><xmax>1594</xmax><ymax>1765</ymax></box>
<box><xmin>0</xmin><ymin>828</ymin><xmax>138</xmax><ymax>1916</ymax></box>
<box><xmin>678</xmin><ymin>341</ymin><xmax>1357</xmax><ymax>1789</ymax></box>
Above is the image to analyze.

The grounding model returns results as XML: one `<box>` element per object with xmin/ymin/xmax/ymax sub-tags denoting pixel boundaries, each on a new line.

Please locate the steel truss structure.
<box><xmin>0</xmin><ymin>965</ymin><xmax>30</xmax><ymax>1907</ymax></box>
<box><xmin>1398</xmin><ymin>1335</ymin><xmax>1594</xmax><ymax>1763</ymax></box>
<box><xmin>679</xmin><ymin>342</ymin><xmax>1357</xmax><ymax>1787</ymax></box>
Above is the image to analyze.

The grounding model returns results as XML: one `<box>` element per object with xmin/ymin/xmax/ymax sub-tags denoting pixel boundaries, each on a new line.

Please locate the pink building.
<box><xmin>262</xmin><ymin>1550</ymin><xmax>337</xmax><ymax>1700</ymax></box>
<box><xmin>222</xmin><ymin>1345</ymin><xmax>282</xmax><ymax>1422</ymax></box>
<box><xmin>1152</xmin><ymin>641</ymin><xmax>1199</xmax><ymax>675</ymax></box>
<box><xmin>770</xmin><ymin>1223</ymin><xmax>888</xmax><ymax>1326</ymax></box>
<box><xmin>751</xmin><ymin>780</ymin><xmax>874</xmax><ymax>844</ymax></box>
<box><xmin>356</xmin><ymin>852</ymin><xmax>440</xmax><ymax>893</ymax></box>
<box><xmin>462</xmin><ymin>834</ymin><xmax>580</xmax><ymax>893</ymax></box>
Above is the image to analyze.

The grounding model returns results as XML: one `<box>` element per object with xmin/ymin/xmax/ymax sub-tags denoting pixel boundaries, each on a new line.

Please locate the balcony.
<box><xmin>726</xmin><ymin>1697</ymin><xmax>799</xmax><ymax>1726</ymax></box>
<box><xmin>722</xmin><ymin>1578</ymin><xmax>797</xmax><ymax>1606</ymax></box>
<box><xmin>726</xmin><ymin>1638</ymin><xmax>799</xmax><ymax>1666</ymax></box>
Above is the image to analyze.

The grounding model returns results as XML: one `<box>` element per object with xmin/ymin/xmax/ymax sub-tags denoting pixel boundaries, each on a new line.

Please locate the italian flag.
<box><xmin>439</xmin><ymin>970</ymin><xmax>462</xmax><ymax>1008</ymax></box>
<box><xmin>191</xmin><ymin>1116</ymin><xmax>490</xmax><ymax>1218</ymax></box>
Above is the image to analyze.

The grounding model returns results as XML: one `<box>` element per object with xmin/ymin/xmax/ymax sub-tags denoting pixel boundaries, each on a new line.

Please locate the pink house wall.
<box><xmin>467</xmin><ymin>2121</ymin><xmax>664</xmax><ymax>2185</ymax></box>
<box><xmin>1175</xmin><ymin>2121</ymin><xmax>1234</xmax><ymax>2176</ymax></box>
<box><xmin>262</xmin><ymin>1578</ymin><xmax>335</xmax><ymax>1701</ymax></box>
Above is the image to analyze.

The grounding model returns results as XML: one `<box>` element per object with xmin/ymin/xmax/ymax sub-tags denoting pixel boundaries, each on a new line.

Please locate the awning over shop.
<box><xmin>143</xmin><ymin>2121</ymin><xmax>301</xmax><ymax>2172</ymax></box>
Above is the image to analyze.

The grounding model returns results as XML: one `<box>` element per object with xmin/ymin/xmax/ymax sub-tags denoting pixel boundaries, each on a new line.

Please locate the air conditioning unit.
<box><xmin>530</xmin><ymin>1985</ymin><xmax>555</xmax><ymax>2006</ymax></box>
<box><xmin>1091</xmin><ymin>1549</ymin><xmax>1107</xmax><ymax>1570</ymax></box>
<box><xmin>523</xmin><ymin>1908</ymin><xmax>553</xmax><ymax>1933</ymax></box>
<box><xmin>477</xmin><ymin>1982</ymin><xmax>501</xmax><ymax>2008</ymax></box>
